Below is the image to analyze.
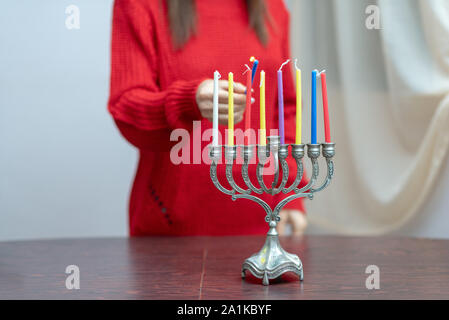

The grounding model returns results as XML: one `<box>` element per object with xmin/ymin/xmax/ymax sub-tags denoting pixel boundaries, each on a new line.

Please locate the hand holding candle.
<box><xmin>196</xmin><ymin>77</ymin><xmax>248</xmax><ymax>128</ymax></box>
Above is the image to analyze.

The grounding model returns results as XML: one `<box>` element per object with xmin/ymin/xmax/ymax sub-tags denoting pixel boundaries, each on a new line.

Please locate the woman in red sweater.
<box><xmin>108</xmin><ymin>0</ymin><xmax>307</xmax><ymax>236</ymax></box>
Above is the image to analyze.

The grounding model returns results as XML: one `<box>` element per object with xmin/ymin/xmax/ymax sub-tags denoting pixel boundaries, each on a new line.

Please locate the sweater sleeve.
<box><xmin>108</xmin><ymin>0</ymin><xmax>205</xmax><ymax>151</ymax></box>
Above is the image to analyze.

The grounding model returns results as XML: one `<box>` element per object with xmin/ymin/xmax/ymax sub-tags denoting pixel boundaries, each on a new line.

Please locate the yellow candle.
<box><xmin>259</xmin><ymin>70</ymin><xmax>266</xmax><ymax>146</ymax></box>
<box><xmin>228</xmin><ymin>72</ymin><xmax>234</xmax><ymax>146</ymax></box>
<box><xmin>295</xmin><ymin>66</ymin><xmax>302</xmax><ymax>144</ymax></box>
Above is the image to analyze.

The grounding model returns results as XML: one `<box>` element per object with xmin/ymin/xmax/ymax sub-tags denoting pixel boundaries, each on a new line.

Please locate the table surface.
<box><xmin>1</xmin><ymin>235</ymin><xmax>449</xmax><ymax>299</ymax></box>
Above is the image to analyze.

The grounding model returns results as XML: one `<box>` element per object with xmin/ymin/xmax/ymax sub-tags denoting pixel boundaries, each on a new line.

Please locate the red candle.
<box><xmin>244</xmin><ymin>66</ymin><xmax>252</xmax><ymax>145</ymax></box>
<box><xmin>321</xmin><ymin>72</ymin><xmax>331</xmax><ymax>143</ymax></box>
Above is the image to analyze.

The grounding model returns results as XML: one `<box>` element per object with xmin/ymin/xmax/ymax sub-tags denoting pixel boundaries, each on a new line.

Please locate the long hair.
<box><xmin>167</xmin><ymin>0</ymin><xmax>269</xmax><ymax>48</ymax></box>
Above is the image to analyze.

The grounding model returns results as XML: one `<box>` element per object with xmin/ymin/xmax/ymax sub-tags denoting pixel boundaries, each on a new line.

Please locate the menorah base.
<box><xmin>241</xmin><ymin>231</ymin><xmax>303</xmax><ymax>285</ymax></box>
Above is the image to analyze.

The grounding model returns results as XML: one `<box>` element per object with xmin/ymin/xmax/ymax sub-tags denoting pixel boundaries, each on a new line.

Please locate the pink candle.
<box><xmin>277</xmin><ymin>60</ymin><xmax>290</xmax><ymax>145</ymax></box>
<box><xmin>320</xmin><ymin>71</ymin><xmax>331</xmax><ymax>143</ymax></box>
<box><xmin>244</xmin><ymin>65</ymin><xmax>252</xmax><ymax>145</ymax></box>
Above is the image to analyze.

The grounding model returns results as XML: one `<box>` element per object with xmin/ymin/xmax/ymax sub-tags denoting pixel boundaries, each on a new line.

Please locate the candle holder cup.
<box><xmin>209</xmin><ymin>136</ymin><xmax>335</xmax><ymax>285</ymax></box>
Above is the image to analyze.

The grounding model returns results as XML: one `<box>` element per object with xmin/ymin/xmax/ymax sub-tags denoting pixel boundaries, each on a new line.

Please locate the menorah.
<box><xmin>209</xmin><ymin>135</ymin><xmax>335</xmax><ymax>285</ymax></box>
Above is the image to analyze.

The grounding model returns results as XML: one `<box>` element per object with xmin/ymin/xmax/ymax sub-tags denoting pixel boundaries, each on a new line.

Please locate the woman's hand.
<box><xmin>277</xmin><ymin>209</ymin><xmax>308</xmax><ymax>236</ymax></box>
<box><xmin>196</xmin><ymin>79</ymin><xmax>254</xmax><ymax>125</ymax></box>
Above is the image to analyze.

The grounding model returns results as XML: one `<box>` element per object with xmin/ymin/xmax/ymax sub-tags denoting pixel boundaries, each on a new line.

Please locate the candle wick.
<box><xmin>215</xmin><ymin>70</ymin><xmax>221</xmax><ymax>79</ymax></box>
<box><xmin>242</xmin><ymin>64</ymin><xmax>251</xmax><ymax>75</ymax></box>
<box><xmin>278</xmin><ymin>59</ymin><xmax>290</xmax><ymax>71</ymax></box>
<box><xmin>294</xmin><ymin>59</ymin><xmax>300</xmax><ymax>71</ymax></box>
<box><xmin>316</xmin><ymin>69</ymin><xmax>326</xmax><ymax>78</ymax></box>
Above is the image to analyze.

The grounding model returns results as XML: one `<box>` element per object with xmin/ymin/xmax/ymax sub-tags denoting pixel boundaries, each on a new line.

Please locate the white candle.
<box><xmin>212</xmin><ymin>71</ymin><xmax>220</xmax><ymax>146</ymax></box>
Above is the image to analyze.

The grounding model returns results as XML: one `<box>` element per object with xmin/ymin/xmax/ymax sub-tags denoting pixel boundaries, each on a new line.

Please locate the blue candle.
<box><xmin>311</xmin><ymin>70</ymin><xmax>317</xmax><ymax>144</ymax></box>
<box><xmin>250</xmin><ymin>57</ymin><xmax>259</xmax><ymax>84</ymax></box>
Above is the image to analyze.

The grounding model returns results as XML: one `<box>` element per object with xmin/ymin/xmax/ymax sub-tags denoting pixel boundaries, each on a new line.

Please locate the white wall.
<box><xmin>0</xmin><ymin>0</ymin><xmax>447</xmax><ymax>241</ymax></box>
<box><xmin>0</xmin><ymin>1</ymin><xmax>135</xmax><ymax>241</ymax></box>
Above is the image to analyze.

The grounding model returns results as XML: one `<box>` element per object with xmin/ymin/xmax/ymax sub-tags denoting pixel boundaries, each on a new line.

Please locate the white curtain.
<box><xmin>289</xmin><ymin>0</ymin><xmax>449</xmax><ymax>235</ymax></box>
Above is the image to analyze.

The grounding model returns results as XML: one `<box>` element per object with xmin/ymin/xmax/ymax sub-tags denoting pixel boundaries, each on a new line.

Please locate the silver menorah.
<box><xmin>209</xmin><ymin>135</ymin><xmax>335</xmax><ymax>285</ymax></box>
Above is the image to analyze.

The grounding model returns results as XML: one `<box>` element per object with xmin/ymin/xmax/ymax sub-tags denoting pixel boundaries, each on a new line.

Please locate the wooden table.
<box><xmin>1</xmin><ymin>236</ymin><xmax>449</xmax><ymax>299</ymax></box>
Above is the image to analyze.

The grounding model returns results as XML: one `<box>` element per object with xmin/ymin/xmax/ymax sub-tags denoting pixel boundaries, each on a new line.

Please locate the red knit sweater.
<box><xmin>108</xmin><ymin>0</ymin><xmax>307</xmax><ymax>236</ymax></box>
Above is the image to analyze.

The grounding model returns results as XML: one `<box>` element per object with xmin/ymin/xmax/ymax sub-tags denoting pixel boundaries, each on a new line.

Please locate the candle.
<box><xmin>244</xmin><ymin>65</ymin><xmax>252</xmax><ymax>145</ymax></box>
<box><xmin>259</xmin><ymin>70</ymin><xmax>266</xmax><ymax>146</ymax></box>
<box><xmin>311</xmin><ymin>70</ymin><xmax>317</xmax><ymax>144</ymax></box>
<box><xmin>212</xmin><ymin>71</ymin><xmax>220</xmax><ymax>146</ymax></box>
<box><xmin>249</xmin><ymin>56</ymin><xmax>259</xmax><ymax>84</ymax></box>
<box><xmin>277</xmin><ymin>59</ymin><xmax>290</xmax><ymax>144</ymax></box>
<box><xmin>295</xmin><ymin>60</ymin><xmax>302</xmax><ymax>145</ymax></box>
<box><xmin>320</xmin><ymin>71</ymin><xmax>331</xmax><ymax>143</ymax></box>
<box><xmin>228</xmin><ymin>72</ymin><xmax>234</xmax><ymax>146</ymax></box>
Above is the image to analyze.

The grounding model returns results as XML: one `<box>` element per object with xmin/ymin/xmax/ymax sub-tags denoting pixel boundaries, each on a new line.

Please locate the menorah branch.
<box><xmin>242</xmin><ymin>145</ymin><xmax>263</xmax><ymax>194</ymax></box>
<box><xmin>225</xmin><ymin>146</ymin><xmax>250</xmax><ymax>195</ymax></box>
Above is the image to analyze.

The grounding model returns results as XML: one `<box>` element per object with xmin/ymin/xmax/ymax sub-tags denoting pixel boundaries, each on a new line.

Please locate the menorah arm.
<box><xmin>242</xmin><ymin>159</ymin><xmax>263</xmax><ymax>194</ymax></box>
<box><xmin>270</xmin><ymin>149</ymin><xmax>280</xmax><ymax>191</ymax></box>
<box><xmin>310</xmin><ymin>143</ymin><xmax>336</xmax><ymax>193</ymax></box>
<box><xmin>310</xmin><ymin>158</ymin><xmax>334</xmax><ymax>193</ymax></box>
<box><xmin>272</xmin><ymin>192</ymin><xmax>313</xmax><ymax>221</ymax></box>
<box><xmin>226</xmin><ymin>162</ymin><xmax>250</xmax><ymax>194</ymax></box>
<box><xmin>255</xmin><ymin>137</ymin><xmax>282</xmax><ymax>195</ymax></box>
<box><xmin>282</xmin><ymin>144</ymin><xmax>305</xmax><ymax>194</ymax></box>
<box><xmin>256</xmin><ymin>163</ymin><xmax>272</xmax><ymax>194</ymax></box>
<box><xmin>272</xmin><ymin>156</ymin><xmax>289</xmax><ymax>195</ymax></box>
<box><xmin>282</xmin><ymin>157</ymin><xmax>303</xmax><ymax>194</ymax></box>
<box><xmin>294</xmin><ymin>157</ymin><xmax>319</xmax><ymax>194</ymax></box>
<box><xmin>210</xmin><ymin>161</ymin><xmax>234</xmax><ymax>196</ymax></box>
